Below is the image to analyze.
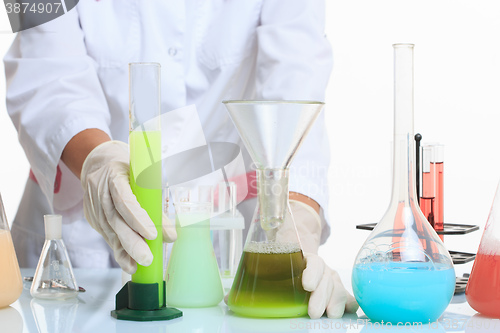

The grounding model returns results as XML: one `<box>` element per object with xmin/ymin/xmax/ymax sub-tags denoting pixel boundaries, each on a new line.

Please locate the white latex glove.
<box><xmin>291</xmin><ymin>200</ymin><xmax>359</xmax><ymax>319</ymax></box>
<box><xmin>81</xmin><ymin>141</ymin><xmax>176</xmax><ymax>274</ymax></box>
<box><xmin>302</xmin><ymin>253</ymin><xmax>359</xmax><ymax>318</ymax></box>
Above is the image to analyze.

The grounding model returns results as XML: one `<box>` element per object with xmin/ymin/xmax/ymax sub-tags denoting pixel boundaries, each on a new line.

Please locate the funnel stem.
<box><xmin>257</xmin><ymin>169</ymin><xmax>289</xmax><ymax>231</ymax></box>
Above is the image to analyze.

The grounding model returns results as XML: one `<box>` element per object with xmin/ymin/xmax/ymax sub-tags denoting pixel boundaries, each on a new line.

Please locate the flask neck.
<box><xmin>478</xmin><ymin>181</ymin><xmax>500</xmax><ymax>253</ymax></box>
<box><xmin>175</xmin><ymin>218</ymin><xmax>211</xmax><ymax>238</ymax></box>
<box><xmin>390</xmin><ymin>44</ymin><xmax>418</xmax><ymax>206</ymax></box>
<box><xmin>0</xmin><ymin>193</ymin><xmax>10</xmax><ymax>231</ymax></box>
<box><xmin>391</xmin><ymin>135</ymin><xmax>418</xmax><ymax>205</ymax></box>
<box><xmin>256</xmin><ymin>168</ymin><xmax>289</xmax><ymax>230</ymax></box>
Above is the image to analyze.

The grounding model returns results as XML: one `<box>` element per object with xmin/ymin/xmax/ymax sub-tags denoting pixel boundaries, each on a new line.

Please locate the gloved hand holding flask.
<box><xmin>289</xmin><ymin>198</ymin><xmax>359</xmax><ymax>319</ymax></box>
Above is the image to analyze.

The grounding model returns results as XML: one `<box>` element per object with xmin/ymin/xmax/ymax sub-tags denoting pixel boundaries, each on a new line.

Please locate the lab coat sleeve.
<box><xmin>256</xmin><ymin>0</ymin><xmax>332</xmax><ymax>238</ymax></box>
<box><xmin>4</xmin><ymin>9</ymin><xmax>111</xmax><ymax>207</ymax></box>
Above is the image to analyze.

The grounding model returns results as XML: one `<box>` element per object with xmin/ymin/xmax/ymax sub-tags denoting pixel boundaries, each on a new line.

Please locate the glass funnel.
<box><xmin>466</xmin><ymin>180</ymin><xmax>500</xmax><ymax>318</ymax></box>
<box><xmin>223</xmin><ymin>100</ymin><xmax>324</xmax><ymax>318</ymax></box>
<box><xmin>0</xmin><ymin>193</ymin><xmax>22</xmax><ymax>308</ymax></box>
<box><xmin>351</xmin><ymin>44</ymin><xmax>455</xmax><ymax>324</ymax></box>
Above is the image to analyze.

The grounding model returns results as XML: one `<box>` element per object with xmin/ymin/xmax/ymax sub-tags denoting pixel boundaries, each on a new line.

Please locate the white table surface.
<box><xmin>2</xmin><ymin>268</ymin><xmax>498</xmax><ymax>333</ymax></box>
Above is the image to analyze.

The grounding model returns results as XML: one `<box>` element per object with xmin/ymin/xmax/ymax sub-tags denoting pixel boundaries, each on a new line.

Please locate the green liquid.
<box><xmin>228</xmin><ymin>243</ymin><xmax>310</xmax><ymax>318</ymax></box>
<box><xmin>129</xmin><ymin>130</ymin><xmax>163</xmax><ymax>307</ymax></box>
<box><xmin>166</xmin><ymin>214</ymin><xmax>224</xmax><ymax>307</ymax></box>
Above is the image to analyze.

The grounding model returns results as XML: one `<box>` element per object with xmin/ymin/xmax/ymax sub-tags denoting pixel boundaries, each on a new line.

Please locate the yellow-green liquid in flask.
<box><xmin>129</xmin><ymin>130</ymin><xmax>163</xmax><ymax>306</ymax></box>
<box><xmin>228</xmin><ymin>242</ymin><xmax>310</xmax><ymax>318</ymax></box>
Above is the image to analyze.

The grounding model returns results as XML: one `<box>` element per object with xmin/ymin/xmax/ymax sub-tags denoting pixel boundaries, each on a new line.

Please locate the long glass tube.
<box><xmin>391</xmin><ymin>44</ymin><xmax>417</xmax><ymax>207</ymax></box>
<box><xmin>420</xmin><ymin>144</ymin><xmax>436</xmax><ymax>228</ymax></box>
<box><xmin>129</xmin><ymin>63</ymin><xmax>163</xmax><ymax>306</ymax></box>
<box><xmin>433</xmin><ymin>144</ymin><xmax>444</xmax><ymax>236</ymax></box>
<box><xmin>390</xmin><ymin>44</ymin><xmax>421</xmax><ymax>263</ymax></box>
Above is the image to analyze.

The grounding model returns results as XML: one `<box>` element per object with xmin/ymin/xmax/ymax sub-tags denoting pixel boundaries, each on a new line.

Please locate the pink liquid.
<box><xmin>421</xmin><ymin>167</ymin><xmax>435</xmax><ymax>227</ymax></box>
<box><xmin>420</xmin><ymin>163</ymin><xmax>444</xmax><ymax>241</ymax></box>
<box><xmin>466</xmin><ymin>253</ymin><xmax>500</xmax><ymax>318</ymax></box>
<box><xmin>391</xmin><ymin>202</ymin><xmax>439</xmax><ymax>259</ymax></box>
<box><xmin>0</xmin><ymin>230</ymin><xmax>23</xmax><ymax>308</ymax></box>
<box><xmin>420</xmin><ymin>197</ymin><xmax>435</xmax><ymax>226</ymax></box>
<box><xmin>434</xmin><ymin>162</ymin><xmax>444</xmax><ymax>232</ymax></box>
<box><xmin>434</xmin><ymin>162</ymin><xmax>444</xmax><ymax>241</ymax></box>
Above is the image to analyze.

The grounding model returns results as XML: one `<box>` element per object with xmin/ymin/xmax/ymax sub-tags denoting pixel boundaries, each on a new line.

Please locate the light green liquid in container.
<box><xmin>166</xmin><ymin>213</ymin><xmax>224</xmax><ymax>307</ymax></box>
<box><xmin>129</xmin><ymin>130</ymin><xmax>163</xmax><ymax>306</ymax></box>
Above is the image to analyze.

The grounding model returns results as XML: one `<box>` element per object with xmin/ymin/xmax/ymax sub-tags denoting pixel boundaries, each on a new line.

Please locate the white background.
<box><xmin>1</xmin><ymin>1</ymin><xmax>499</xmax><ymax>274</ymax></box>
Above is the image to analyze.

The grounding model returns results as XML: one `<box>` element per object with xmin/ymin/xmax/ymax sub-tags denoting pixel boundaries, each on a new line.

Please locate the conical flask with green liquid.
<box><xmin>223</xmin><ymin>101</ymin><xmax>324</xmax><ymax>318</ymax></box>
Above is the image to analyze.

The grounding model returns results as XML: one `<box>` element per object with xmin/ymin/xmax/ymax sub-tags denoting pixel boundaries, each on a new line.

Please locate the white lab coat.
<box><xmin>4</xmin><ymin>0</ymin><xmax>332</xmax><ymax>268</ymax></box>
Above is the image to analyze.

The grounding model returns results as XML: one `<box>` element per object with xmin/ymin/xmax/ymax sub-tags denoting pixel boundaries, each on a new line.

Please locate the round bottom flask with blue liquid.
<box><xmin>352</xmin><ymin>44</ymin><xmax>455</xmax><ymax>324</ymax></box>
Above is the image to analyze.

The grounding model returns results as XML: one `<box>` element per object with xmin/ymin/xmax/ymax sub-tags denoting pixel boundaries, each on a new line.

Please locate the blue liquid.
<box><xmin>352</xmin><ymin>262</ymin><xmax>455</xmax><ymax>323</ymax></box>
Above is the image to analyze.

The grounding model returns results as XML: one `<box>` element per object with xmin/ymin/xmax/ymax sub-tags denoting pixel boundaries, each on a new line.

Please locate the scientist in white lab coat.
<box><xmin>4</xmin><ymin>0</ymin><xmax>358</xmax><ymax>318</ymax></box>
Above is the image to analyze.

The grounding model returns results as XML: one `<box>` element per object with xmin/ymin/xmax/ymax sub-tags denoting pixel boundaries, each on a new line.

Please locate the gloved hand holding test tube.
<box><xmin>81</xmin><ymin>63</ymin><xmax>182</xmax><ymax>321</ymax></box>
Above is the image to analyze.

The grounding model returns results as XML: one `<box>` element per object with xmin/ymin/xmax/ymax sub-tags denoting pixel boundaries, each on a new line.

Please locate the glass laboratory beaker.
<box><xmin>352</xmin><ymin>44</ymin><xmax>455</xmax><ymax>324</ymax></box>
<box><xmin>466</xmin><ymin>181</ymin><xmax>500</xmax><ymax>318</ymax></box>
<box><xmin>165</xmin><ymin>186</ymin><xmax>224</xmax><ymax>307</ymax></box>
<box><xmin>223</xmin><ymin>100</ymin><xmax>324</xmax><ymax>318</ymax></box>
<box><xmin>0</xmin><ymin>193</ymin><xmax>22</xmax><ymax>308</ymax></box>
<box><xmin>31</xmin><ymin>215</ymin><xmax>79</xmax><ymax>300</ymax></box>
<box><xmin>129</xmin><ymin>62</ymin><xmax>164</xmax><ymax>306</ymax></box>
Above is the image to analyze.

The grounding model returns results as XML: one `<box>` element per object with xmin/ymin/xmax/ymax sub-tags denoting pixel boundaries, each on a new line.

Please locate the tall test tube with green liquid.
<box><xmin>129</xmin><ymin>63</ymin><xmax>163</xmax><ymax>302</ymax></box>
<box><xmin>111</xmin><ymin>63</ymin><xmax>181</xmax><ymax>321</ymax></box>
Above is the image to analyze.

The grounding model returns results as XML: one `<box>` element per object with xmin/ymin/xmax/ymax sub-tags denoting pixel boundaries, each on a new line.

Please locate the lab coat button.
<box><xmin>168</xmin><ymin>47</ymin><xmax>178</xmax><ymax>57</ymax></box>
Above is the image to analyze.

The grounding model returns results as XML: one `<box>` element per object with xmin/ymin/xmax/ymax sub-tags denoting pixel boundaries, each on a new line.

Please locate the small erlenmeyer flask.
<box><xmin>0</xmin><ymin>193</ymin><xmax>23</xmax><ymax>308</ymax></box>
<box><xmin>223</xmin><ymin>101</ymin><xmax>324</xmax><ymax>318</ymax></box>
<box><xmin>466</xmin><ymin>181</ymin><xmax>500</xmax><ymax>318</ymax></box>
<box><xmin>31</xmin><ymin>215</ymin><xmax>79</xmax><ymax>300</ymax></box>
<box><xmin>165</xmin><ymin>186</ymin><xmax>224</xmax><ymax>307</ymax></box>
<box><xmin>352</xmin><ymin>44</ymin><xmax>455</xmax><ymax>324</ymax></box>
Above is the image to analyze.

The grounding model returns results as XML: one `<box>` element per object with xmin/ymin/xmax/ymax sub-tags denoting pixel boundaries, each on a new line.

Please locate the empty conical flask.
<box><xmin>466</xmin><ymin>180</ymin><xmax>500</xmax><ymax>318</ymax></box>
<box><xmin>223</xmin><ymin>100</ymin><xmax>324</xmax><ymax>318</ymax></box>
<box><xmin>0</xmin><ymin>193</ymin><xmax>23</xmax><ymax>308</ymax></box>
<box><xmin>31</xmin><ymin>215</ymin><xmax>79</xmax><ymax>300</ymax></box>
<box><xmin>352</xmin><ymin>44</ymin><xmax>455</xmax><ymax>324</ymax></box>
